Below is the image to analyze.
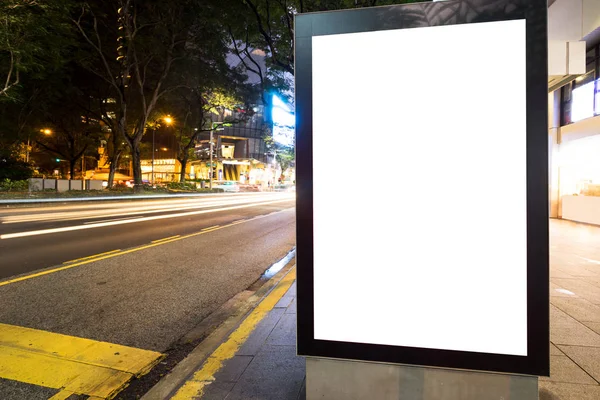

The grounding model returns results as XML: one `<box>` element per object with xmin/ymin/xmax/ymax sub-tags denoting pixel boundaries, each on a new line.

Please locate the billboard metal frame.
<box><xmin>295</xmin><ymin>0</ymin><xmax>549</xmax><ymax>376</ymax></box>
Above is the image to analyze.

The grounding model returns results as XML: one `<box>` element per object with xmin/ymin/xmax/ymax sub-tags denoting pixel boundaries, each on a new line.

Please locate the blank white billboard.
<box><xmin>312</xmin><ymin>19</ymin><xmax>528</xmax><ymax>356</ymax></box>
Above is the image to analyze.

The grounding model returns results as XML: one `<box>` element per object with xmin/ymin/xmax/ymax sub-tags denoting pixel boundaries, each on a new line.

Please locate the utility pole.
<box><xmin>209</xmin><ymin>126</ymin><xmax>213</xmax><ymax>190</ymax></box>
<box><xmin>152</xmin><ymin>127</ymin><xmax>155</xmax><ymax>186</ymax></box>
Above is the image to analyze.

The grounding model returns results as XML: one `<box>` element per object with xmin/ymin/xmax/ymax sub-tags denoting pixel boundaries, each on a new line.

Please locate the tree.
<box><xmin>35</xmin><ymin>108</ymin><xmax>102</xmax><ymax>180</ymax></box>
<box><xmin>71</xmin><ymin>0</ymin><xmax>235</xmax><ymax>191</ymax></box>
<box><xmin>225</xmin><ymin>0</ymin><xmax>426</xmax><ymax>175</ymax></box>
<box><xmin>0</xmin><ymin>0</ymin><xmax>74</xmax><ymax>100</ymax></box>
<box><xmin>0</xmin><ymin>148</ymin><xmax>32</xmax><ymax>180</ymax></box>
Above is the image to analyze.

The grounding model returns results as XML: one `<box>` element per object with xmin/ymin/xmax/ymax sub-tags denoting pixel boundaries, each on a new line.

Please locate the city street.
<box><xmin>0</xmin><ymin>193</ymin><xmax>296</xmax><ymax>399</ymax></box>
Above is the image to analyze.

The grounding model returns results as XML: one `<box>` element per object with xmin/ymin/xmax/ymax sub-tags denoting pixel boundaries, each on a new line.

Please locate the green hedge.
<box><xmin>0</xmin><ymin>179</ymin><xmax>29</xmax><ymax>192</ymax></box>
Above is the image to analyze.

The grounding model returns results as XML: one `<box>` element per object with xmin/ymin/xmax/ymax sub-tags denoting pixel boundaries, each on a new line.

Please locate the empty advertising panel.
<box><xmin>295</xmin><ymin>0</ymin><xmax>549</xmax><ymax>376</ymax></box>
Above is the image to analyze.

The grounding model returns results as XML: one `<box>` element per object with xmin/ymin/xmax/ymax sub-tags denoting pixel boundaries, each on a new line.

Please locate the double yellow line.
<box><xmin>0</xmin><ymin>210</ymin><xmax>286</xmax><ymax>288</ymax></box>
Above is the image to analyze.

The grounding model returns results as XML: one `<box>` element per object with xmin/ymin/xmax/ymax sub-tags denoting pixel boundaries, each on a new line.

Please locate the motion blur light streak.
<box><xmin>1</xmin><ymin>196</ymin><xmax>293</xmax><ymax>240</ymax></box>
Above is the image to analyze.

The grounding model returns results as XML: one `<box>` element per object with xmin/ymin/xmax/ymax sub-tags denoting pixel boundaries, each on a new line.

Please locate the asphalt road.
<box><xmin>0</xmin><ymin>193</ymin><xmax>295</xmax><ymax>279</ymax></box>
<box><xmin>0</xmin><ymin>192</ymin><xmax>295</xmax><ymax>350</ymax></box>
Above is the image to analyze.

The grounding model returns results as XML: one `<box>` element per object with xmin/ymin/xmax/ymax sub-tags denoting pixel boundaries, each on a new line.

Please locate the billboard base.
<box><xmin>306</xmin><ymin>357</ymin><xmax>538</xmax><ymax>400</ymax></box>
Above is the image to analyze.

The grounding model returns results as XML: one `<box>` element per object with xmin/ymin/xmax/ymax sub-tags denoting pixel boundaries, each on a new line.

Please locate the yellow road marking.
<box><xmin>171</xmin><ymin>267</ymin><xmax>296</xmax><ymax>399</ymax></box>
<box><xmin>0</xmin><ymin>323</ymin><xmax>163</xmax><ymax>399</ymax></box>
<box><xmin>0</xmin><ymin>209</ymin><xmax>290</xmax><ymax>288</ymax></box>
<box><xmin>201</xmin><ymin>225</ymin><xmax>220</xmax><ymax>231</ymax></box>
<box><xmin>63</xmin><ymin>250</ymin><xmax>122</xmax><ymax>264</ymax></box>
<box><xmin>49</xmin><ymin>390</ymin><xmax>77</xmax><ymax>400</ymax></box>
<box><xmin>151</xmin><ymin>235</ymin><xmax>181</xmax><ymax>243</ymax></box>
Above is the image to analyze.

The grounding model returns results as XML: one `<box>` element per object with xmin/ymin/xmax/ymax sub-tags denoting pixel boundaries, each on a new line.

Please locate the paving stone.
<box><xmin>550</xmin><ymin>283</ymin><xmax>577</xmax><ymax>298</ymax></box>
<box><xmin>558</xmin><ymin>345</ymin><xmax>600</xmax><ymax>382</ymax></box>
<box><xmin>553</xmin><ymin>279</ymin><xmax>600</xmax><ymax>304</ymax></box>
<box><xmin>200</xmin><ymin>381</ymin><xmax>235</xmax><ymax>400</ymax></box>
<box><xmin>550</xmin><ymin>343</ymin><xmax>564</xmax><ymax>355</ymax></box>
<box><xmin>275</xmin><ymin>295</ymin><xmax>294</xmax><ymax>309</ymax></box>
<box><xmin>236</xmin><ymin>308</ymin><xmax>285</xmax><ymax>356</ymax></box>
<box><xmin>550</xmin><ymin>268</ymin><xmax>576</xmax><ymax>278</ymax></box>
<box><xmin>582</xmin><ymin>321</ymin><xmax>600</xmax><ymax>335</ymax></box>
<box><xmin>539</xmin><ymin>355</ymin><xmax>597</xmax><ymax>385</ymax></box>
<box><xmin>285</xmin><ymin>298</ymin><xmax>297</xmax><ymax>314</ymax></box>
<box><xmin>550</xmin><ymin>306</ymin><xmax>600</xmax><ymax>347</ymax></box>
<box><xmin>226</xmin><ymin>346</ymin><xmax>305</xmax><ymax>400</ymax></box>
<box><xmin>539</xmin><ymin>381</ymin><xmax>600</xmax><ymax>400</ymax></box>
<box><xmin>266</xmin><ymin>313</ymin><xmax>297</xmax><ymax>346</ymax></box>
<box><xmin>0</xmin><ymin>378</ymin><xmax>58</xmax><ymax>400</ymax></box>
<box><xmin>213</xmin><ymin>355</ymin><xmax>253</xmax><ymax>383</ymax></box>
<box><xmin>296</xmin><ymin>377</ymin><xmax>306</xmax><ymax>400</ymax></box>
<box><xmin>551</xmin><ymin>296</ymin><xmax>600</xmax><ymax>323</ymax></box>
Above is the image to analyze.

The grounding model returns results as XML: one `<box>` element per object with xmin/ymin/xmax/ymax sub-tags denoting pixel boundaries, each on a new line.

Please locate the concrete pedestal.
<box><xmin>306</xmin><ymin>358</ymin><xmax>538</xmax><ymax>400</ymax></box>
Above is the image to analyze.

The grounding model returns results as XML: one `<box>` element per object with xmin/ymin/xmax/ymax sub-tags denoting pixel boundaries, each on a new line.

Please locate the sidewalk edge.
<box><xmin>140</xmin><ymin>254</ymin><xmax>296</xmax><ymax>400</ymax></box>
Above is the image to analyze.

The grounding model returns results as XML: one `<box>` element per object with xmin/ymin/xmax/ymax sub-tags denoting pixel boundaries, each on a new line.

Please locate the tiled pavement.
<box><xmin>173</xmin><ymin>218</ymin><xmax>600</xmax><ymax>400</ymax></box>
<box><xmin>199</xmin><ymin>281</ymin><xmax>305</xmax><ymax>400</ymax></box>
<box><xmin>540</xmin><ymin>219</ymin><xmax>600</xmax><ymax>400</ymax></box>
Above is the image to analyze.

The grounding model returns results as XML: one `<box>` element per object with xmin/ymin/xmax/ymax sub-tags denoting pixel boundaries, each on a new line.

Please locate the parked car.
<box><xmin>212</xmin><ymin>181</ymin><xmax>240</xmax><ymax>192</ymax></box>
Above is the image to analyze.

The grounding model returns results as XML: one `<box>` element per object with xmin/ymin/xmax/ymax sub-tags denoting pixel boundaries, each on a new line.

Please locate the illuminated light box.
<box><xmin>295</xmin><ymin>0</ymin><xmax>549</xmax><ymax>376</ymax></box>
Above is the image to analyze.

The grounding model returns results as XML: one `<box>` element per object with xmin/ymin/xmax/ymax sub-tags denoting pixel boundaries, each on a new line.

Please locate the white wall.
<box><xmin>561</xmin><ymin>115</ymin><xmax>600</xmax><ymax>143</ymax></box>
<box><xmin>583</xmin><ymin>0</ymin><xmax>600</xmax><ymax>39</ymax></box>
<box><xmin>562</xmin><ymin>195</ymin><xmax>600</xmax><ymax>225</ymax></box>
<box><xmin>549</xmin><ymin>0</ymin><xmax>584</xmax><ymax>41</ymax></box>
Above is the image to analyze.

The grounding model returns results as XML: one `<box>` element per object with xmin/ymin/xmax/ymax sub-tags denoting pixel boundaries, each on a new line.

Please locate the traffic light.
<box><xmin>212</xmin><ymin>166</ymin><xmax>217</xmax><ymax>179</ymax></box>
<box><xmin>55</xmin><ymin>158</ymin><xmax>60</xmax><ymax>162</ymax></box>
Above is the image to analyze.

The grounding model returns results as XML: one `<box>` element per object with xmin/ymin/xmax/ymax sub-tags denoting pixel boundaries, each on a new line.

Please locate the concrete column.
<box><xmin>548</xmin><ymin>91</ymin><xmax>562</xmax><ymax>218</ymax></box>
<box><xmin>306</xmin><ymin>358</ymin><xmax>538</xmax><ymax>400</ymax></box>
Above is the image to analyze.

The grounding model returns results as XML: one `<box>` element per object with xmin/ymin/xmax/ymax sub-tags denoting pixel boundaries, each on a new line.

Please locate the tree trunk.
<box><xmin>131</xmin><ymin>143</ymin><xmax>143</xmax><ymax>193</ymax></box>
<box><xmin>107</xmin><ymin>151</ymin><xmax>120</xmax><ymax>189</ymax></box>
<box><xmin>179</xmin><ymin>157</ymin><xmax>187</xmax><ymax>183</ymax></box>
<box><xmin>69</xmin><ymin>160</ymin><xmax>76</xmax><ymax>181</ymax></box>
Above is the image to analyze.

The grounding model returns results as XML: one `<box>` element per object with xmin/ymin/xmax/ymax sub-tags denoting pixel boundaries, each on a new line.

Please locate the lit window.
<box><xmin>571</xmin><ymin>81</ymin><xmax>595</xmax><ymax>122</ymax></box>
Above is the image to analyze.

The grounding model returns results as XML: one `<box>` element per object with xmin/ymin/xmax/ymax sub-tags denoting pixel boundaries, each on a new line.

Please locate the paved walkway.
<box><xmin>158</xmin><ymin>219</ymin><xmax>600</xmax><ymax>400</ymax></box>
<box><xmin>540</xmin><ymin>219</ymin><xmax>600</xmax><ymax>399</ymax></box>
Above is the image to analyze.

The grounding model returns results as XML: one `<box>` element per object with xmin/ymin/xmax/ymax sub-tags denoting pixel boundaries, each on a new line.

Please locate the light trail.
<box><xmin>1</xmin><ymin>194</ymin><xmax>289</xmax><ymax>225</ymax></box>
<box><xmin>0</xmin><ymin>196</ymin><xmax>294</xmax><ymax>240</ymax></box>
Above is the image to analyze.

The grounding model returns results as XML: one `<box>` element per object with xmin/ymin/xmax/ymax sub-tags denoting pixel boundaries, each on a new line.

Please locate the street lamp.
<box><xmin>27</xmin><ymin>128</ymin><xmax>52</xmax><ymax>163</ymax></box>
<box><xmin>152</xmin><ymin>116</ymin><xmax>173</xmax><ymax>186</ymax></box>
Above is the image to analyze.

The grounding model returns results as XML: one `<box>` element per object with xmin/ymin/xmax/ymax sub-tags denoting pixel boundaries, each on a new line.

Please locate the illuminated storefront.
<box><xmin>141</xmin><ymin>159</ymin><xmax>178</xmax><ymax>183</ymax></box>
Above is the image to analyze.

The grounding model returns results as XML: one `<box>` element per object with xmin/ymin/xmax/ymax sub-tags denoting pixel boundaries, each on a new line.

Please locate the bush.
<box><xmin>0</xmin><ymin>179</ymin><xmax>29</xmax><ymax>192</ymax></box>
<box><xmin>0</xmin><ymin>155</ymin><xmax>33</xmax><ymax>180</ymax></box>
<box><xmin>167</xmin><ymin>182</ymin><xmax>197</xmax><ymax>191</ymax></box>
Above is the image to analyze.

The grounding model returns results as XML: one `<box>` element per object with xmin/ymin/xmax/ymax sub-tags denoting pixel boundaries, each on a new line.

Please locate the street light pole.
<box><xmin>209</xmin><ymin>127</ymin><xmax>213</xmax><ymax>190</ymax></box>
<box><xmin>26</xmin><ymin>134</ymin><xmax>30</xmax><ymax>163</ymax></box>
<box><xmin>152</xmin><ymin>128</ymin><xmax>155</xmax><ymax>186</ymax></box>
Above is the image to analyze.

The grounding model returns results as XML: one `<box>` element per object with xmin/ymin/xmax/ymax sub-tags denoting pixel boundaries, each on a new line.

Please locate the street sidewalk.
<box><xmin>144</xmin><ymin>218</ymin><xmax>600</xmax><ymax>400</ymax></box>
<box><xmin>142</xmin><ymin>263</ymin><xmax>304</xmax><ymax>400</ymax></box>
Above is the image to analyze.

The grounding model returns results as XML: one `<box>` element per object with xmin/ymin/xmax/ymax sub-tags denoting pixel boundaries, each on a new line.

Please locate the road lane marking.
<box><xmin>0</xmin><ymin>208</ymin><xmax>293</xmax><ymax>287</ymax></box>
<box><xmin>0</xmin><ymin>323</ymin><xmax>163</xmax><ymax>398</ymax></box>
<box><xmin>171</xmin><ymin>267</ymin><xmax>296</xmax><ymax>400</ymax></box>
<box><xmin>0</xmin><ymin>197</ymin><xmax>293</xmax><ymax>240</ymax></box>
<box><xmin>151</xmin><ymin>235</ymin><xmax>181</xmax><ymax>243</ymax></box>
<box><xmin>49</xmin><ymin>390</ymin><xmax>77</xmax><ymax>400</ymax></box>
<box><xmin>201</xmin><ymin>225</ymin><xmax>219</xmax><ymax>231</ymax></box>
<box><xmin>229</xmin><ymin>219</ymin><xmax>245</xmax><ymax>225</ymax></box>
<box><xmin>63</xmin><ymin>250</ymin><xmax>122</xmax><ymax>264</ymax></box>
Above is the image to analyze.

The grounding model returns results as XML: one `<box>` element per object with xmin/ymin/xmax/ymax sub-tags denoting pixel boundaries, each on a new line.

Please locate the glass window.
<box><xmin>572</xmin><ymin>80</ymin><xmax>595</xmax><ymax>122</ymax></box>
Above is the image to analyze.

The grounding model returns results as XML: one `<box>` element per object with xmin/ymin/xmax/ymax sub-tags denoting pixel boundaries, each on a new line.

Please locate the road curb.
<box><xmin>139</xmin><ymin>250</ymin><xmax>296</xmax><ymax>400</ymax></box>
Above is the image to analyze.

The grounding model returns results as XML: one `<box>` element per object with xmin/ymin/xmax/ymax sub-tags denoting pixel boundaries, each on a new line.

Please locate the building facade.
<box><xmin>548</xmin><ymin>0</ymin><xmax>600</xmax><ymax>224</ymax></box>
